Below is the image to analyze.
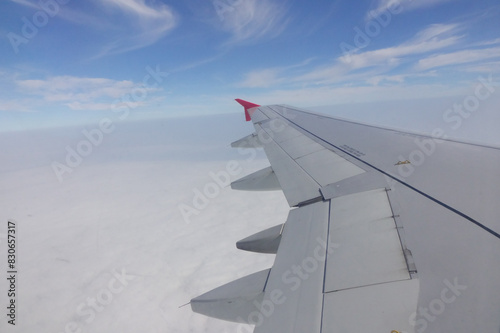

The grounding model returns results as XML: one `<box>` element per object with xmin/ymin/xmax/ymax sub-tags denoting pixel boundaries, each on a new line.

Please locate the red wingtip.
<box><xmin>235</xmin><ymin>99</ymin><xmax>260</xmax><ymax>121</ymax></box>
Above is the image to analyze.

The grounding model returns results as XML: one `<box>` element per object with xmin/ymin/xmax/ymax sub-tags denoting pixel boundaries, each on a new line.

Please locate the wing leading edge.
<box><xmin>190</xmin><ymin>100</ymin><xmax>500</xmax><ymax>333</ymax></box>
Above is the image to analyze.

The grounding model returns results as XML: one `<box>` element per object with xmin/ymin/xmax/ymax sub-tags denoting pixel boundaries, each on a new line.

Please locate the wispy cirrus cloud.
<box><xmin>216</xmin><ymin>0</ymin><xmax>290</xmax><ymax>45</ymax></box>
<box><xmin>8</xmin><ymin>0</ymin><xmax>178</xmax><ymax>57</ymax></box>
<box><xmin>366</xmin><ymin>0</ymin><xmax>454</xmax><ymax>20</ymax></box>
<box><xmin>7</xmin><ymin>0</ymin><xmax>38</xmax><ymax>9</ymax></box>
<box><xmin>477</xmin><ymin>38</ymin><xmax>500</xmax><ymax>46</ymax></box>
<box><xmin>233</xmin><ymin>21</ymin><xmax>500</xmax><ymax>105</ymax></box>
<box><xmin>461</xmin><ymin>61</ymin><xmax>500</xmax><ymax>74</ymax></box>
<box><xmin>417</xmin><ymin>46</ymin><xmax>500</xmax><ymax>70</ymax></box>
<box><xmin>0</xmin><ymin>99</ymin><xmax>32</xmax><ymax>112</ymax></box>
<box><xmin>234</xmin><ymin>81</ymin><xmax>470</xmax><ymax>108</ymax></box>
<box><xmin>15</xmin><ymin>76</ymin><xmax>159</xmax><ymax>111</ymax></box>
<box><xmin>239</xmin><ymin>23</ymin><xmax>462</xmax><ymax>88</ymax></box>
<box><xmin>238</xmin><ymin>58</ymin><xmax>316</xmax><ymax>88</ymax></box>
<box><xmin>18</xmin><ymin>77</ymin><xmax>135</xmax><ymax>101</ymax></box>
<box><xmin>337</xmin><ymin>24</ymin><xmax>461</xmax><ymax>69</ymax></box>
<box><xmin>365</xmin><ymin>72</ymin><xmax>438</xmax><ymax>86</ymax></box>
<box><xmin>239</xmin><ymin>69</ymin><xmax>283</xmax><ymax>88</ymax></box>
<box><xmin>92</xmin><ymin>0</ymin><xmax>178</xmax><ymax>57</ymax></box>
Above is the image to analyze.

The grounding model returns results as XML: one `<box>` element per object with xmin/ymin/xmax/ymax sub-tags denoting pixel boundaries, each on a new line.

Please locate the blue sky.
<box><xmin>1</xmin><ymin>0</ymin><xmax>499</xmax><ymax>131</ymax></box>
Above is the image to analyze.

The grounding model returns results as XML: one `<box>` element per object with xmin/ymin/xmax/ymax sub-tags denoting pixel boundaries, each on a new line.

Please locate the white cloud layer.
<box><xmin>0</xmin><ymin>116</ymin><xmax>287</xmax><ymax>333</ymax></box>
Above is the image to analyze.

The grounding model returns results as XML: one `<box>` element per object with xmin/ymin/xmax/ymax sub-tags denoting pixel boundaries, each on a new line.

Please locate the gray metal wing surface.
<box><xmin>191</xmin><ymin>101</ymin><xmax>500</xmax><ymax>333</ymax></box>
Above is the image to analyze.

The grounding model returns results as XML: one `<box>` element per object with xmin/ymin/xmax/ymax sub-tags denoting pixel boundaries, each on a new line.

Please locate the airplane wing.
<box><xmin>190</xmin><ymin>100</ymin><xmax>500</xmax><ymax>333</ymax></box>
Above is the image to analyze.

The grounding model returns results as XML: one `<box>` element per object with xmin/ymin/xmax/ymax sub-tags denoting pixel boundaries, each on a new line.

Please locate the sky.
<box><xmin>1</xmin><ymin>0</ymin><xmax>500</xmax><ymax>131</ymax></box>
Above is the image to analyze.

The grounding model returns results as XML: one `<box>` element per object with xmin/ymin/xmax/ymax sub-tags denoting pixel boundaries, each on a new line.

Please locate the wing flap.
<box><xmin>254</xmin><ymin>201</ymin><xmax>330</xmax><ymax>333</ymax></box>
<box><xmin>325</xmin><ymin>188</ymin><xmax>411</xmax><ymax>292</ymax></box>
<box><xmin>322</xmin><ymin>279</ymin><xmax>420</xmax><ymax>333</ymax></box>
